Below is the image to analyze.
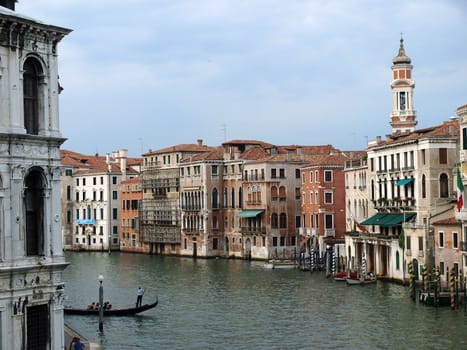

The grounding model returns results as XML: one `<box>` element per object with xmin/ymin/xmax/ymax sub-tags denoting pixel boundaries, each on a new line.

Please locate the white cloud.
<box><xmin>15</xmin><ymin>0</ymin><xmax>467</xmax><ymax>156</ymax></box>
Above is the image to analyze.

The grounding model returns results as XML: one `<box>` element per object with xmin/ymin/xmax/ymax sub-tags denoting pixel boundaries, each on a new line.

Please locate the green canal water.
<box><xmin>63</xmin><ymin>252</ymin><xmax>467</xmax><ymax>349</ymax></box>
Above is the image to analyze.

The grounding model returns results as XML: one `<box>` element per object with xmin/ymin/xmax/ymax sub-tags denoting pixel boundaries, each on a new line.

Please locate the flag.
<box><xmin>457</xmin><ymin>167</ymin><xmax>464</xmax><ymax>212</ymax></box>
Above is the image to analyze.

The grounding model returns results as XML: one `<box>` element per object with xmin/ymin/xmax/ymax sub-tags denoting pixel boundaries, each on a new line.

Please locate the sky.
<box><xmin>16</xmin><ymin>0</ymin><xmax>467</xmax><ymax>157</ymax></box>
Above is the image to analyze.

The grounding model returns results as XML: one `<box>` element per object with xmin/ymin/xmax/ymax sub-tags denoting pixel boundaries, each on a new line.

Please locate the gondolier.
<box><xmin>136</xmin><ymin>286</ymin><xmax>145</xmax><ymax>308</ymax></box>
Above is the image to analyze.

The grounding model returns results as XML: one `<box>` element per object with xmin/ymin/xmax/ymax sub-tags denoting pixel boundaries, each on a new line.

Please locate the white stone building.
<box><xmin>346</xmin><ymin>39</ymin><xmax>459</xmax><ymax>282</ymax></box>
<box><xmin>0</xmin><ymin>2</ymin><xmax>71</xmax><ymax>349</ymax></box>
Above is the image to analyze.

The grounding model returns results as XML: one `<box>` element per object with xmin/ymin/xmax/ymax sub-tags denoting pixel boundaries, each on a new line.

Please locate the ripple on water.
<box><xmin>64</xmin><ymin>253</ymin><xmax>467</xmax><ymax>350</ymax></box>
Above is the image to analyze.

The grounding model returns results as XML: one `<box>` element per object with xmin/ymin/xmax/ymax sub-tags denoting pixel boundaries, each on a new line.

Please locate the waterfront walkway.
<box><xmin>65</xmin><ymin>323</ymin><xmax>100</xmax><ymax>350</ymax></box>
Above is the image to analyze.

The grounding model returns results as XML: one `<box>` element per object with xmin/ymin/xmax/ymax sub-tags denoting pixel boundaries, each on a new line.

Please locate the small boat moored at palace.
<box><xmin>333</xmin><ymin>271</ymin><xmax>358</xmax><ymax>281</ymax></box>
<box><xmin>346</xmin><ymin>276</ymin><xmax>377</xmax><ymax>286</ymax></box>
<box><xmin>264</xmin><ymin>259</ymin><xmax>297</xmax><ymax>269</ymax></box>
<box><xmin>64</xmin><ymin>298</ymin><xmax>158</xmax><ymax>316</ymax></box>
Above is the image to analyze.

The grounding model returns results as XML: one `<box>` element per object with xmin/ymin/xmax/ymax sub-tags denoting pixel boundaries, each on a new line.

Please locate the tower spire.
<box><xmin>390</xmin><ymin>36</ymin><xmax>416</xmax><ymax>134</ymax></box>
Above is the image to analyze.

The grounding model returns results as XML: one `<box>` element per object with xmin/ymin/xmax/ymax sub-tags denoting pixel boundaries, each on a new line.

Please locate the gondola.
<box><xmin>64</xmin><ymin>297</ymin><xmax>158</xmax><ymax>316</ymax></box>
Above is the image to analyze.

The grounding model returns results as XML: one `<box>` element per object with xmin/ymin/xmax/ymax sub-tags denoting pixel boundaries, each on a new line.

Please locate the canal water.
<box><xmin>63</xmin><ymin>252</ymin><xmax>467</xmax><ymax>350</ymax></box>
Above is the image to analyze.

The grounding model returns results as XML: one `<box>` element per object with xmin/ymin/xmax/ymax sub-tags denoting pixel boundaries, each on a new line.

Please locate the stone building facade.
<box><xmin>0</xmin><ymin>3</ymin><xmax>71</xmax><ymax>349</ymax></box>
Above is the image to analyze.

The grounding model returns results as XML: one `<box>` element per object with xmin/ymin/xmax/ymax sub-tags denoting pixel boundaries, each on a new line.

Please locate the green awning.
<box><xmin>396</xmin><ymin>178</ymin><xmax>414</xmax><ymax>186</ymax></box>
<box><xmin>361</xmin><ymin>213</ymin><xmax>416</xmax><ymax>227</ymax></box>
<box><xmin>237</xmin><ymin>210</ymin><xmax>264</xmax><ymax>218</ymax></box>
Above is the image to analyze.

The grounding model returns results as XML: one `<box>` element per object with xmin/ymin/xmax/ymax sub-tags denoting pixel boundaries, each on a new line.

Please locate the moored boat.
<box><xmin>264</xmin><ymin>259</ymin><xmax>297</xmax><ymax>269</ymax></box>
<box><xmin>346</xmin><ymin>276</ymin><xmax>377</xmax><ymax>286</ymax></box>
<box><xmin>64</xmin><ymin>298</ymin><xmax>158</xmax><ymax>316</ymax></box>
<box><xmin>333</xmin><ymin>271</ymin><xmax>358</xmax><ymax>281</ymax></box>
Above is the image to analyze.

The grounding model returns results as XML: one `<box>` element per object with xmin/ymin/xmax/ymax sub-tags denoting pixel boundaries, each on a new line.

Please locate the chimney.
<box><xmin>0</xmin><ymin>0</ymin><xmax>17</xmax><ymax>11</ymax></box>
<box><xmin>197</xmin><ymin>139</ymin><xmax>203</xmax><ymax>146</ymax></box>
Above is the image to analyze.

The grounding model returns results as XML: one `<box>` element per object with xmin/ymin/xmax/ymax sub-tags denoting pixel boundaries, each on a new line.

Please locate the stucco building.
<box><xmin>346</xmin><ymin>39</ymin><xmax>460</xmax><ymax>282</ymax></box>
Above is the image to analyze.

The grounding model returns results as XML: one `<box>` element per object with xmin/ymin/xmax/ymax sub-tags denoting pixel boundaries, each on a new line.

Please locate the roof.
<box><xmin>432</xmin><ymin>217</ymin><xmax>461</xmax><ymax>226</ymax></box>
<box><xmin>60</xmin><ymin>149</ymin><xmax>142</xmax><ymax>175</ymax></box>
<box><xmin>370</xmin><ymin>119</ymin><xmax>459</xmax><ymax>148</ymax></box>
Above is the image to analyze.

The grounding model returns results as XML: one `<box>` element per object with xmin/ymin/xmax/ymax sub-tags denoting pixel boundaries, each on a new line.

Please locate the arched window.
<box><xmin>271</xmin><ymin>213</ymin><xmax>278</xmax><ymax>228</ymax></box>
<box><xmin>421</xmin><ymin>174</ymin><xmax>426</xmax><ymax>198</ymax></box>
<box><xmin>231</xmin><ymin>188</ymin><xmax>235</xmax><ymax>208</ymax></box>
<box><xmin>25</xmin><ymin>168</ymin><xmax>45</xmax><ymax>256</ymax></box>
<box><xmin>223</xmin><ymin>188</ymin><xmax>228</xmax><ymax>208</ymax></box>
<box><xmin>439</xmin><ymin>173</ymin><xmax>449</xmax><ymax>198</ymax></box>
<box><xmin>212</xmin><ymin>188</ymin><xmax>218</xmax><ymax>209</ymax></box>
<box><xmin>271</xmin><ymin>186</ymin><xmax>278</xmax><ymax>201</ymax></box>
<box><xmin>279</xmin><ymin>186</ymin><xmax>286</xmax><ymax>201</ymax></box>
<box><xmin>279</xmin><ymin>213</ymin><xmax>287</xmax><ymax>228</ymax></box>
<box><xmin>23</xmin><ymin>58</ymin><xmax>42</xmax><ymax>135</ymax></box>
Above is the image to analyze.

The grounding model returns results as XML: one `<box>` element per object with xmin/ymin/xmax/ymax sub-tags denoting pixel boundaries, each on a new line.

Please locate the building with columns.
<box><xmin>0</xmin><ymin>2</ymin><xmax>71</xmax><ymax>349</ymax></box>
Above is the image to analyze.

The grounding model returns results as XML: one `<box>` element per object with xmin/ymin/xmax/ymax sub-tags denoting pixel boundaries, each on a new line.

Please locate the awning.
<box><xmin>360</xmin><ymin>213</ymin><xmax>416</xmax><ymax>227</ymax></box>
<box><xmin>396</xmin><ymin>178</ymin><xmax>414</xmax><ymax>186</ymax></box>
<box><xmin>77</xmin><ymin>219</ymin><xmax>95</xmax><ymax>225</ymax></box>
<box><xmin>237</xmin><ymin>210</ymin><xmax>264</xmax><ymax>218</ymax></box>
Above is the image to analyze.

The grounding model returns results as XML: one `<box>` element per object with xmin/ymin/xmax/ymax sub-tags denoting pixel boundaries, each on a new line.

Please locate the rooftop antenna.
<box><xmin>221</xmin><ymin>124</ymin><xmax>227</xmax><ymax>142</ymax></box>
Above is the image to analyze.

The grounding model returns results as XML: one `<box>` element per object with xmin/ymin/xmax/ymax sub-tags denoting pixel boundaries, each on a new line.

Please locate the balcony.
<box><xmin>324</xmin><ymin>229</ymin><xmax>335</xmax><ymax>237</ymax></box>
<box><xmin>240</xmin><ymin>226</ymin><xmax>266</xmax><ymax>235</ymax></box>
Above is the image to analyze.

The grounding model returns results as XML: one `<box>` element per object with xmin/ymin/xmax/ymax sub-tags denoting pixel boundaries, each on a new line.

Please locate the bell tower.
<box><xmin>390</xmin><ymin>36</ymin><xmax>416</xmax><ymax>134</ymax></box>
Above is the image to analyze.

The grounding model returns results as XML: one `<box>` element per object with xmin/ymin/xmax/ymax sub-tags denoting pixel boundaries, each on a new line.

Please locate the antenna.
<box><xmin>221</xmin><ymin>124</ymin><xmax>227</xmax><ymax>141</ymax></box>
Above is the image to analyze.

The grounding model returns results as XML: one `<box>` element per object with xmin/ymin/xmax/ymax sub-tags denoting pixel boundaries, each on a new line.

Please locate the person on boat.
<box><xmin>86</xmin><ymin>302</ymin><xmax>95</xmax><ymax>310</ymax></box>
<box><xmin>70</xmin><ymin>336</ymin><xmax>85</xmax><ymax>350</ymax></box>
<box><xmin>136</xmin><ymin>286</ymin><xmax>144</xmax><ymax>308</ymax></box>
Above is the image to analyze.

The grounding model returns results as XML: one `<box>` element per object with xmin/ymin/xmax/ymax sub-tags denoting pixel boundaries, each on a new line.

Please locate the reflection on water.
<box><xmin>63</xmin><ymin>252</ymin><xmax>467</xmax><ymax>350</ymax></box>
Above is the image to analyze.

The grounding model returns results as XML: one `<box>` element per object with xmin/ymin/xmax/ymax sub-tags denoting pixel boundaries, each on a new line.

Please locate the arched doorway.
<box><xmin>245</xmin><ymin>238</ymin><xmax>251</xmax><ymax>260</ymax></box>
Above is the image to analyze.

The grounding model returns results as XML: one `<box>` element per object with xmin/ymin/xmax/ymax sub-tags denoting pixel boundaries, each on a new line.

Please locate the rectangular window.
<box><xmin>272</xmin><ymin>237</ymin><xmax>278</xmax><ymax>247</ymax></box>
<box><xmin>83</xmin><ymin>178</ymin><xmax>86</xmax><ymax>186</ymax></box>
<box><xmin>271</xmin><ymin>169</ymin><xmax>277</xmax><ymax>179</ymax></box>
<box><xmin>406</xmin><ymin>235</ymin><xmax>411</xmax><ymax>250</ymax></box>
<box><xmin>212</xmin><ymin>165</ymin><xmax>218</xmax><ymax>176</ymax></box>
<box><xmin>100</xmin><ymin>176</ymin><xmax>104</xmax><ymax>185</ymax></box>
<box><xmin>295</xmin><ymin>215</ymin><xmax>301</xmax><ymax>228</ymax></box>
<box><xmin>370</xmin><ymin>158</ymin><xmax>374</xmax><ymax>172</ymax></box>
<box><xmin>453</xmin><ymin>232</ymin><xmax>459</xmax><ymax>249</ymax></box>
<box><xmin>439</xmin><ymin>148</ymin><xmax>447</xmax><ymax>164</ymax></box>
<box><xmin>280</xmin><ymin>236</ymin><xmax>285</xmax><ymax>246</ymax></box>
<box><xmin>324</xmin><ymin>191</ymin><xmax>333</xmax><ymax>204</ymax></box>
<box><xmin>325</xmin><ymin>214</ymin><xmax>333</xmax><ymax>229</ymax></box>
<box><xmin>418</xmin><ymin>236</ymin><xmax>423</xmax><ymax>251</ymax></box>
<box><xmin>75</xmin><ymin>192</ymin><xmax>79</xmax><ymax>201</ymax></box>
<box><xmin>463</xmin><ymin>128</ymin><xmax>467</xmax><ymax>150</ymax></box>
<box><xmin>113</xmin><ymin>191</ymin><xmax>118</xmax><ymax>200</ymax></box>
<box><xmin>67</xmin><ymin>210</ymin><xmax>71</xmax><ymax>224</ymax></box>
<box><xmin>324</xmin><ymin>170</ymin><xmax>332</xmax><ymax>182</ymax></box>
<box><xmin>295</xmin><ymin>169</ymin><xmax>300</xmax><ymax>179</ymax></box>
<box><xmin>439</xmin><ymin>231</ymin><xmax>444</xmax><ymax>247</ymax></box>
<box><xmin>66</xmin><ymin>186</ymin><xmax>71</xmax><ymax>200</ymax></box>
<box><xmin>421</xmin><ymin>149</ymin><xmax>426</xmax><ymax>165</ymax></box>
<box><xmin>315</xmin><ymin>171</ymin><xmax>319</xmax><ymax>182</ymax></box>
<box><xmin>440</xmin><ymin>261</ymin><xmax>445</xmax><ymax>275</ymax></box>
<box><xmin>279</xmin><ymin>168</ymin><xmax>285</xmax><ymax>178</ymax></box>
<box><xmin>93</xmin><ymin>177</ymin><xmax>97</xmax><ymax>185</ymax></box>
<box><xmin>113</xmin><ymin>208</ymin><xmax>118</xmax><ymax>220</ymax></box>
